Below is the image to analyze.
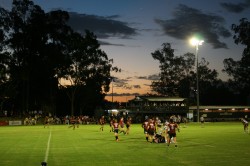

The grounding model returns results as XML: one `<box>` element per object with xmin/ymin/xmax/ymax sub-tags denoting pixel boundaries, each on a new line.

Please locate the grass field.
<box><xmin>0</xmin><ymin>122</ymin><xmax>249</xmax><ymax>166</ymax></box>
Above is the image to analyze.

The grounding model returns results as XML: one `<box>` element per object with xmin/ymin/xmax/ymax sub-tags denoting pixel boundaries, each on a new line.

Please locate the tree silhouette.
<box><xmin>223</xmin><ymin>18</ymin><xmax>250</xmax><ymax>105</ymax></box>
<box><xmin>151</xmin><ymin>42</ymin><xmax>224</xmax><ymax>105</ymax></box>
<box><xmin>0</xmin><ymin>0</ymin><xmax>118</xmax><ymax>116</ymax></box>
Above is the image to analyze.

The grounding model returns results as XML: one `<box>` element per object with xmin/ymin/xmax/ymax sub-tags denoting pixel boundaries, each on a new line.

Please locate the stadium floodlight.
<box><xmin>190</xmin><ymin>38</ymin><xmax>204</xmax><ymax>46</ymax></box>
<box><xmin>190</xmin><ymin>37</ymin><xmax>204</xmax><ymax>122</ymax></box>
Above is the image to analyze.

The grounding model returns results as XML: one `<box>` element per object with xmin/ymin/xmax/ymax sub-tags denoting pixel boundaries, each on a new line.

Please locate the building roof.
<box><xmin>130</xmin><ymin>96</ymin><xmax>187</xmax><ymax>102</ymax></box>
<box><xmin>189</xmin><ymin>106</ymin><xmax>250</xmax><ymax>110</ymax></box>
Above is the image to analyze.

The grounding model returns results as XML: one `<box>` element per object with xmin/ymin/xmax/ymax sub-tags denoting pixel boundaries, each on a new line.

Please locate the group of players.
<box><xmin>99</xmin><ymin>114</ymin><xmax>180</xmax><ymax>146</ymax></box>
<box><xmin>44</xmin><ymin>115</ymin><xmax>81</xmax><ymax>129</ymax></box>
<box><xmin>142</xmin><ymin>116</ymin><xmax>180</xmax><ymax>147</ymax></box>
<box><xmin>100</xmin><ymin>115</ymin><xmax>132</xmax><ymax>141</ymax></box>
<box><xmin>44</xmin><ymin>114</ymin><xmax>248</xmax><ymax>145</ymax></box>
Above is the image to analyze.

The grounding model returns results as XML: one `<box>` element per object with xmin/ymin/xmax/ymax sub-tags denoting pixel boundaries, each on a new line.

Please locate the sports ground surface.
<box><xmin>0</xmin><ymin>122</ymin><xmax>249</xmax><ymax>166</ymax></box>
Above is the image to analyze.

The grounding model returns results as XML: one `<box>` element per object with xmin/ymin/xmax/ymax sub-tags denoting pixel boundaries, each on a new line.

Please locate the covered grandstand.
<box><xmin>124</xmin><ymin>96</ymin><xmax>250</xmax><ymax>122</ymax></box>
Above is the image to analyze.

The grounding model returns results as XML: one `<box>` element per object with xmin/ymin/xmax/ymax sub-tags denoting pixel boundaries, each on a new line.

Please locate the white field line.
<box><xmin>44</xmin><ymin>129</ymin><xmax>52</xmax><ymax>162</ymax></box>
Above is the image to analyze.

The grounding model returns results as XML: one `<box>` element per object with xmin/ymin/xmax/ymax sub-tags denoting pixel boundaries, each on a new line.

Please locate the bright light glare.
<box><xmin>190</xmin><ymin>38</ymin><xmax>204</xmax><ymax>46</ymax></box>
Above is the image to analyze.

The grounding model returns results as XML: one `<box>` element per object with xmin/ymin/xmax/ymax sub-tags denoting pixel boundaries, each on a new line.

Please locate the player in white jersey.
<box><xmin>240</xmin><ymin>118</ymin><xmax>249</xmax><ymax>133</ymax></box>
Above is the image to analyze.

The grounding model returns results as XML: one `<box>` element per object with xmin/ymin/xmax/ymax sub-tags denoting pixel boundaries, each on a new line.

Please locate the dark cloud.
<box><xmin>133</xmin><ymin>85</ymin><xmax>141</xmax><ymax>89</ymax></box>
<box><xmin>136</xmin><ymin>76</ymin><xmax>148</xmax><ymax>80</ymax></box>
<box><xmin>67</xmin><ymin>12</ymin><xmax>137</xmax><ymax>40</ymax></box>
<box><xmin>143</xmin><ymin>83</ymin><xmax>151</xmax><ymax>87</ymax></box>
<box><xmin>126</xmin><ymin>77</ymin><xmax>133</xmax><ymax>80</ymax></box>
<box><xmin>135</xmin><ymin>74</ymin><xmax>160</xmax><ymax>81</ymax></box>
<box><xmin>155</xmin><ymin>4</ymin><xmax>231</xmax><ymax>49</ymax></box>
<box><xmin>106</xmin><ymin>93</ymin><xmax>140</xmax><ymax>97</ymax></box>
<box><xmin>119</xmin><ymin>84</ymin><xmax>141</xmax><ymax>90</ymax></box>
<box><xmin>147</xmin><ymin>74</ymin><xmax>160</xmax><ymax>81</ymax></box>
<box><xmin>220</xmin><ymin>0</ymin><xmax>250</xmax><ymax>13</ymax></box>
<box><xmin>111</xmin><ymin>77</ymin><xmax>141</xmax><ymax>90</ymax></box>
<box><xmin>112</xmin><ymin>78</ymin><xmax>131</xmax><ymax>89</ymax></box>
<box><xmin>99</xmin><ymin>40</ymin><xmax>126</xmax><ymax>46</ymax></box>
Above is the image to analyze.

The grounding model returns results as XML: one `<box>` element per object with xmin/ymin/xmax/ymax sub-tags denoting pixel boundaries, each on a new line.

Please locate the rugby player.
<box><xmin>113</xmin><ymin>119</ymin><xmax>120</xmax><ymax>141</ymax></box>
<box><xmin>240</xmin><ymin>118</ymin><xmax>249</xmax><ymax>133</ymax></box>
<box><xmin>166</xmin><ymin>118</ymin><xmax>180</xmax><ymax>147</ymax></box>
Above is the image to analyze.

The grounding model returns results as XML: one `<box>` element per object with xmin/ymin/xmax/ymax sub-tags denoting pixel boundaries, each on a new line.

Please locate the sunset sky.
<box><xmin>1</xmin><ymin>0</ymin><xmax>249</xmax><ymax>102</ymax></box>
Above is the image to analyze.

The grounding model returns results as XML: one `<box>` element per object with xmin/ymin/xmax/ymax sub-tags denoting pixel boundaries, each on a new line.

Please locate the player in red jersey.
<box><xmin>113</xmin><ymin>119</ymin><xmax>120</xmax><ymax>141</ymax></box>
<box><xmin>166</xmin><ymin>118</ymin><xmax>180</xmax><ymax>147</ymax></box>
<box><xmin>142</xmin><ymin>118</ymin><xmax>149</xmax><ymax>142</ymax></box>
<box><xmin>119</xmin><ymin>117</ymin><xmax>126</xmax><ymax>134</ymax></box>
<box><xmin>125</xmin><ymin>117</ymin><xmax>132</xmax><ymax>135</ymax></box>
<box><xmin>147</xmin><ymin>119</ymin><xmax>156</xmax><ymax>143</ymax></box>
<box><xmin>76</xmin><ymin>116</ymin><xmax>81</xmax><ymax>128</ymax></box>
<box><xmin>69</xmin><ymin>116</ymin><xmax>77</xmax><ymax>130</ymax></box>
<box><xmin>109</xmin><ymin>117</ymin><xmax>114</xmax><ymax>132</ymax></box>
<box><xmin>99</xmin><ymin>116</ymin><xmax>105</xmax><ymax>131</ymax></box>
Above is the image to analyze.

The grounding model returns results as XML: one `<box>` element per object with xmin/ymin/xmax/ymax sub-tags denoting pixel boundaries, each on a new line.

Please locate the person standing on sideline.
<box><xmin>240</xmin><ymin>118</ymin><xmax>249</xmax><ymax>134</ymax></box>
<box><xmin>166</xmin><ymin>118</ymin><xmax>180</xmax><ymax>147</ymax></box>
<box><xmin>44</xmin><ymin>116</ymin><xmax>50</xmax><ymax>128</ymax></box>
<box><xmin>113</xmin><ymin>119</ymin><xmax>120</xmax><ymax>141</ymax></box>
<box><xmin>200</xmin><ymin>115</ymin><xmax>205</xmax><ymax>127</ymax></box>
<box><xmin>99</xmin><ymin>116</ymin><xmax>105</xmax><ymax>131</ymax></box>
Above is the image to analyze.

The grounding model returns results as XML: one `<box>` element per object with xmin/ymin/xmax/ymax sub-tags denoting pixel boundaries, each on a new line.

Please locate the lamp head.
<box><xmin>190</xmin><ymin>38</ymin><xmax>204</xmax><ymax>46</ymax></box>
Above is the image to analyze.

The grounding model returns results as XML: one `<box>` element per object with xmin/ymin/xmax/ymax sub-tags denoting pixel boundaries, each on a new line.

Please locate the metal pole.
<box><xmin>112</xmin><ymin>80</ymin><xmax>113</xmax><ymax>103</ymax></box>
<box><xmin>196</xmin><ymin>45</ymin><xmax>200</xmax><ymax>122</ymax></box>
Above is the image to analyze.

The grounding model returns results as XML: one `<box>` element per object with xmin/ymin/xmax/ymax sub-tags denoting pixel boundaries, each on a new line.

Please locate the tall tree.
<box><xmin>0</xmin><ymin>0</ymin><xmax>118</xmax><ymax>116</ymax></box>
<box><xmin>151</xmin><ymin>43</ymin><xmax>195</xmax><ymax>96</ymax></box>
<box><xmin>59</xmin><ymin>30</ymin><xmax>118</xmax><ymax>116</ymax></box>
<box><xmin>151</xmin><ymin>42</ymin><xmax>220</xmax><ymax>105</ymax></box>
<box><xmin>0</xmin><ymin>0</ymin><xmax>51</xmax><ymax>113</ymax></box>
<box><xmin>223</xmin><ymin>18</ymin><xmax>250</xmax><ymax>104</ymax></box>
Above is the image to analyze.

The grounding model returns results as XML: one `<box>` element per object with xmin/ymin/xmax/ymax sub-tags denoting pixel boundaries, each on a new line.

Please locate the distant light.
<box><xmin>107</xmin><ymin>109</ymin><xmax>119</xmax><ymax>114</ymax></box>
<box><xmin>111</xmin><ymin>109</ymin><xmax>118</xmax><ymax>112</ymax></box>
<box><xmin>190</xmin><ymin>38</ymin><xmax>204</xmax><ymax>46</ymax></box>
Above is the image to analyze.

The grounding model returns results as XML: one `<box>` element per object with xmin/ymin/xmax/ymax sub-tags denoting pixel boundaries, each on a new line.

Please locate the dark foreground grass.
<box><xmin>0</xmin><ymin>122</ymin><xmax>249</xmax><ymax>166</ymax></box>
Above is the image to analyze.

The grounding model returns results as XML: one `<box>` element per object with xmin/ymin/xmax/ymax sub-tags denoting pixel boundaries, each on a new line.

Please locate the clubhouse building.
<box><xmin>122</xmin><ymin>96</ymin><xmax>250</xmax><ymax>122</ymax></box>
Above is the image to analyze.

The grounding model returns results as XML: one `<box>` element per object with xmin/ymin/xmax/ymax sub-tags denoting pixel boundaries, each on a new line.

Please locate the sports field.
<box><xmin>0</xmin><ymin>122</ymin><xmax>249</xmax><ymax>166</ymax></box>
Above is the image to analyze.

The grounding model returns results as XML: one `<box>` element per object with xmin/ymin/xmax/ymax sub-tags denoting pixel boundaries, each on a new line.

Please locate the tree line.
<box><xmin>150</xmin><ymin>18</ymin><xmax>250</xmax><ymax>106</ymax></box>
<box><xmin>0</xmin><ymin>1</ymin><xmax>249</xmax><ymax>117</ymax></box>
<box><xmin>0</xmin><ymin>0</ymin><xmax>119</xmax><ymax>117</ymax></box>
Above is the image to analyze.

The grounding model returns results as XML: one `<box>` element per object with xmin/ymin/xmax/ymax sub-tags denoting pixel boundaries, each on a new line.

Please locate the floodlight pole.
<box><xmin>110</xmin><ymin>77</ymin><xmax>115</xmax><ymax>108</ymax></box>
<box><xmin>190</xmin><ymin>38</ymin><xmax>203</xmax><ymax>122</ymax></box>
<box><xmin>195</xmin><ymin>44</ymin><xmax>200</xmax><ymax>122</ymax></box>
<box><xmin>112</xmin><ymin>79</ymin><xmax>114</xmax><ymax>103</ymax></box>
